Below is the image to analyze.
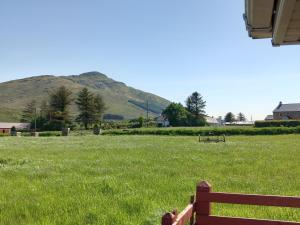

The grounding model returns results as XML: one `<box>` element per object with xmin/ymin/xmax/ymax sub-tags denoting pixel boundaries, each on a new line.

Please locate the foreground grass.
<box><xmin>0</xmin><ymin>135</ymin><xmax>299</xmax><ymax>225</ymax></box>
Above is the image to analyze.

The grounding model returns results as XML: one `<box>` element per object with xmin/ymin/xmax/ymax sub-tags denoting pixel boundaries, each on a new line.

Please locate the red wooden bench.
<box><xmin>162</xmin><ymin>181</ymin><xmax>300</xmax><ymax>225</ymax></box>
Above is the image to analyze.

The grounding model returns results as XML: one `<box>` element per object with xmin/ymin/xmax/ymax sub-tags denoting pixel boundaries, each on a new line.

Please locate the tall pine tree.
<box><xmin>40</xmin><ymin>100</ymin><xmax>50</xmax><ymax>120</ymax></box>
<box><xmin>185</xmin><ymin>92</ymin><xmax>207</xmax><ymax>126</ymax></box>
<box><xmin>94</xmin><ymin>94</ymin><xmax>106</xmax><ymax>124</ymax></box>
<box><xmin>49</xmin><ymin>86</ymin><xmax>73</xmax><ymax>125</ymax></box>
<box><xmin>225</xmin><ymin>112</ymin><xmax>235</xmax><ymax>123</ymax></box>
<box><xmin>21</xmin><ymin>100</ymin><xmax>37</xmax><ymax>123</ymax></box>
<box><xmin>186</xmin><ymin>92</ymin><xmax>206</xmax><ymax>116</ymax></box>
<box><xmin>237</xmin><ymin>112</ymin><xmax>246</xmax><ymax>121</ymax></box>
<box><xmin>75</xmin><ymin>88</ymin><xmax>95</xmax><ymax>129</ymax></box>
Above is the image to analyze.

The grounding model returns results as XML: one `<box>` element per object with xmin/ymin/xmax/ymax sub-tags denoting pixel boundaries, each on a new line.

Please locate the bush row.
<box><xmin>7</xmin><ymin>131</ymin><xmax>62</xmax><ymax>137</ymax></box>
<box><xmin>38</xmin><ymin>131</ymin><xmax>62</xmax><ymax>137</ymax></box>
<box><xmin>255</xmin><ymin>120</ymin><xmax>300</xmax><ymax>127</ymax></box>
<box><xmin>103</xmin><ymin>126</ymin><xmax>300</xmax><ymax>136</ymax></box>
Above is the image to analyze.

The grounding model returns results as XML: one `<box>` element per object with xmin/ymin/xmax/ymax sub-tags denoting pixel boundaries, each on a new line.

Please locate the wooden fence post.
<box><xmin>195</xmin><ymin>181</ymin><xmax>212</xmax><ymax>225</ymax></box>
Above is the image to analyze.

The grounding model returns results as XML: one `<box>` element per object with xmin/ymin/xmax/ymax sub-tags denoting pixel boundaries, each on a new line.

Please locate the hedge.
<box><xmin>103</xmin><ymin>126</ymin><xmax>300</xmax><ymax>136</ymax></box>
<box><xmin>38</xmin><ymin>131</ymin><xmax>62</xmax><ymax>137</ymax></box>
<box><xmin>255</xmin><ymin>120</ymin><xmax>300</xmax><ymax>127</ymax></box>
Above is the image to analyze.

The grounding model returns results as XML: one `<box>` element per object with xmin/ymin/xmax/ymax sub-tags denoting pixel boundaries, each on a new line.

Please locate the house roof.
<box><xmin>265</xmin><ymin>115</ymin><xmax>274</xmax><ymax>120</ymax></box>
<box><xmin>0</xmin><ymin>122</ymin><xmax>30</xmax><ymax>129</ymax></box>
<box><xmin>273</xmin><ymin>103</ymin><xmax>300</xmax><ymax>113</ymax></box>
<box><xmin>156</xmin><ymin>115</ymin><xmax>168</xmax><ymax>122</ymax></box>
<box><xmin>205</xmin><ymin>116</ymin><xmax>219</xmax><ymax>124</ymax></box>
<box><xmin>244</xmin><ymin>0</ymin><xmax>300</xmax><ymax>46</ymax></box>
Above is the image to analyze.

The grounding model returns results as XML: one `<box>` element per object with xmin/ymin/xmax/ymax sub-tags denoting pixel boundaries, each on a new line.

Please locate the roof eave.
<box><xmin>244</xmin><ymin>0</ymin><xmax>275</xmax><ymax>39</ymax></box>
<box><xmin>272</xmin><ymin>0</ymin><xmax>297</xmax><ymax>46</ymax></box>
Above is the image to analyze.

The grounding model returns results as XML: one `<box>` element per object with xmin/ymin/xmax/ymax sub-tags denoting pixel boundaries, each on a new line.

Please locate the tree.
<box><xmin>186</xmin><ymin>92</ymin><xmax>206</xmax><ymax>116</ymax></box>
<box><xmin>137</xmin><ymin>116</ymin><xmax>144</xmax><ymax>128</ymax></box>
<box><xmin>75</xmin><ymin>89</ymin><xmax>106</xmax><ymax>129</ymax></box>
<box><xmin>186</xmin><ymin>92</ymin><xmax>207</xmax><ymax>126</ymax></box>
<box><xmin>49</xmin><ymin>86</ymin><xmax>73</xmax><ymax>125</ymax></box>
<box><xmin>237</xmin><ymin>112</ymin><xmax>246</xmax><ymax>122</ymax></box>
<box><xmin>225</xmin><ymin>112</ymin><xmax>235</xmax><ymax>123</ymax></box>
<box><xmin>93</xmin><ymin>94</ymin><xmax>106</xmax><ymax>124</ymax></box>
<box><xmin>40</xmin><ymin>100</ymin><xmax>50</xmax><ymax>120</ymax></box>
<box><xmin>21</xmin><ymin>100</ymin><xmax>37</xmax><ymax>123</ymax></box>
<box><xmin>187</xmin><ymin>112</ymin><xmax>206</xmax><ymax>126</ymax></box>
<box><xmin>75</xmin><ymin>88</ymin><xmax>95</xmax><ymax>129</ymax></box>
<box><xmin>162</xmin><ymin>103</ymin><xmax>188</xmax><ymax>127</ymax></box>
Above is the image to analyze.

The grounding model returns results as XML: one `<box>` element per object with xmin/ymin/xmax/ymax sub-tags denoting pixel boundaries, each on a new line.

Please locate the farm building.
<box><xmin>273</xmin><ymin>102</ymin><xmax>300</xmax><ymax>120</ymax></box>
<box><xmin>205</xmin><ymin>116</ymin><xmax>221</xmax><ymax>126</ymax></box>
<box><xmin>225</xmin><ymin>121</ymin><xmax>255</xmax><ymax>126</ymax></box>
<box><xmin>0</xmin><ymin>122</ymin><xmax>30</xmax><ymax>134</ymax></box>
<box><xmin>244</xmin><ymin>0</ymin><xmax>300</xmax><ymax>46</ymax></box>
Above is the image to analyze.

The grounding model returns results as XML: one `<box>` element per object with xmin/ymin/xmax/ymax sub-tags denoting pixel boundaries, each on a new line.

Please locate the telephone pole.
<box><xmin>146</xmin><ymin>100</ymin><xmax>149</xmax><ymax>127</ymax></box>
<box><xmin>34</xmin><ymin>107</ymin><xmax>37</xmax><ymax>132</ymax></box>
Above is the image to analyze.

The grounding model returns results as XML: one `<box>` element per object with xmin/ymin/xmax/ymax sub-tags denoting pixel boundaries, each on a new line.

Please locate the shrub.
<box><xmin>0</xmin><ymin>133</ymin><xmax>10</xmax><ymax>137</ymax></box>
<box><xmin>39</xmin><ymin>131</ymin><xmax>61</xmax><ymax>137</ymax></box>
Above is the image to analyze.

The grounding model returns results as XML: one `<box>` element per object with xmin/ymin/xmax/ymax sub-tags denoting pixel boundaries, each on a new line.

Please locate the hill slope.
<box><xmin>0</xmin><ymin>72</ymin><xmax>170</xmax><ymax>122</ymax></box>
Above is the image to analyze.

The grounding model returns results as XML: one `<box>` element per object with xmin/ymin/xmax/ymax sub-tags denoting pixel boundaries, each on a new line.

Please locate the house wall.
<box><xmin>273</xmin><ymin>111</ymin><xmax>300</xmax><ymax>120</ymax></box>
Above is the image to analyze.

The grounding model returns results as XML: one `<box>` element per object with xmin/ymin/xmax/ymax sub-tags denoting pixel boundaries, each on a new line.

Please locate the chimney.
<box><xmin>277</xmin><ymin>101</ymin><xmax>282</xmax><ymax>109</ymax></box>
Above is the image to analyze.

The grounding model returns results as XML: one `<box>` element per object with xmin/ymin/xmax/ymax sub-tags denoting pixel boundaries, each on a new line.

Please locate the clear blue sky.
<box><xmin>1</xmin><ymin>0</ymin><xmax>299</xmax><ymax>120</ymax></box>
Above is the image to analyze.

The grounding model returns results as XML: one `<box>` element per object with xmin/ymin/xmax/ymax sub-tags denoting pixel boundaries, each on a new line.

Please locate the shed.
<box><xmin>0</xmin><ymin>122</ymin><xmax>31</xmax><ymax>134</ymax></box>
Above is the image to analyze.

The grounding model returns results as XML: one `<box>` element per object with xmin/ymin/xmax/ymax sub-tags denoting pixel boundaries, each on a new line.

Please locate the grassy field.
<box><xmin>0</xmin><ymin>135</ymin><xmax>299</xmax><ymax>225</ymax></box>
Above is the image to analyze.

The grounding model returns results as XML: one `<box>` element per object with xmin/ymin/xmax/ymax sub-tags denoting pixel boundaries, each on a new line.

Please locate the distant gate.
<box><xmin>162</xmin><ymin>181</ymin><xmax>300</xmax><ymax>225</ymax></box>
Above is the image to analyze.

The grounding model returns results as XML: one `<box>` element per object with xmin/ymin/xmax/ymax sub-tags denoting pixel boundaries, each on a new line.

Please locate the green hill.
<box><xmin>0</xmin><ymin>72</ymin><xmax>170</xmax><ymax>122</ymax></box>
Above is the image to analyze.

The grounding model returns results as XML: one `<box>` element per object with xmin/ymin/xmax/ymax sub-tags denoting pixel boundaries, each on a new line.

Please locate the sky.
<box><xmin>1</xmin><ymin>0</ymin><xmax>300</xmax><ymax>120</ymax></box>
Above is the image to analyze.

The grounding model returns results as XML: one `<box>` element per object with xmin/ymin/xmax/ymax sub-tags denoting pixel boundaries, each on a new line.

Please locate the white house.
<box><xmin>156</xmin><ymin>115</ymin><xmax>170</xmax><ymax>127</ymax></box>
<box><xmin>205</xmin><ymin>116</ymin><xmax>221</xmax><ymax>126</ymax></box>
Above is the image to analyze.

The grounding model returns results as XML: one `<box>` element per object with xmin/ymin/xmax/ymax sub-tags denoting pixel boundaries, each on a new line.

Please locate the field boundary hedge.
<box><xmin>103</xmin><ymin>126</ymin><xmax>300</xmax><ymax>136</ymax></box>
<box><xmin>255</xmin><ymin>120</ymin><xmax>300</xmax><ymax>127</ymax></box>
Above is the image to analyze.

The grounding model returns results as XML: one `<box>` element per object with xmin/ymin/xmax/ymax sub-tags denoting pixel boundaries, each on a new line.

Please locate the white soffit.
<box><xmin>273</xmin><ymin>0</ymin><xmax>300</xmax><ymax>45</ymax></box>
<box><xmin>244</xmin><ymin>0</ymin><xmax>300</xmax><ymax>46</ymax></box>
<box><xmin>244</xmin><ymin>0</ymin><xmax>275</xmax><ymax>38</ymax></box>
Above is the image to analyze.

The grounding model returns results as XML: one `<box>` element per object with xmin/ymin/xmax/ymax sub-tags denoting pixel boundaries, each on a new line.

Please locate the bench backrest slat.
<box><xmin>198</xmin><ymin>216</ymin><xmax>300</xmax><ymax>225</ymax></box>
<box><xmin>203</xmin><ymin>192</ymin><xmax>300</xmax><ymax>208</ymax></box>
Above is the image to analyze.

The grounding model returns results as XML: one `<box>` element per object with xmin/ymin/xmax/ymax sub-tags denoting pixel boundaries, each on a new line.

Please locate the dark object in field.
<box><xmin>161</xmin><ymin>180</ymin><xmax>300</xmax><ymax>225</ymax></box>
<box><xmin>199</xmin><ymin>133</ymin><xmax>225</xmax><ymax>143</ymax></box>
<box><xmin>62</xmin><ymin>128</ymin><xmax>70</xmax><ymax>136</ymax></box>
<box><xmin>31</xmin><ymin>132</ymin><xmax>39</xmax><ymax>137</ymax></box>
<box><xmin>93</xmin><ymin>125</ymin><xmax>101</xmax><ymax>135</ymax></box>
<box><xmin>10</xmin><ymin>126</ymin><xmax>17</xmax><ymax>136</ymax></box>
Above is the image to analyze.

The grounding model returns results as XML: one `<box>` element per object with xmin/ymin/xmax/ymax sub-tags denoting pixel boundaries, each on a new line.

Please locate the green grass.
<box><xmin>0</xmin><ymin>135</ymin><xmax>299</xmax><ymax>225</ymax></box>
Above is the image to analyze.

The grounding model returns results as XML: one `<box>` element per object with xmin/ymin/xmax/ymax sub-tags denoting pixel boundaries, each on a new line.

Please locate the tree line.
<box><xmin>224</xmin><ymin>112</ymin><xmax>246</xmax><ymax>123</ymax></box>
<box><xmin>21</xmin><ymin>86</ymin><xmax>106</xmax><ymax>130</ymax></box>
<box><xmin>162</xmin><ymin>92</ymin><xmax>207</xmax><ymax>127</ymax></box>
